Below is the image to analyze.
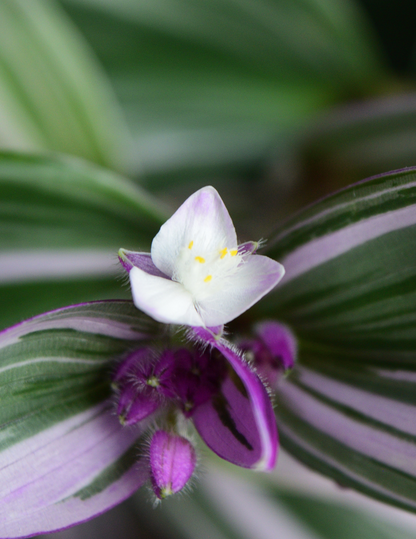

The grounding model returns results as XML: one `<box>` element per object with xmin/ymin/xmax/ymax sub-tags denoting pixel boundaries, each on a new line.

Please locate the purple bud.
<box><xmin>117</xmin><ymin>385</ymin><xmax>161</xmax><ymax>426</ymax></box>
<box><xmin>114</xmin><ymin>348</ymin><xmax>179</xmax><ymax>426</ymax></box>
<box><xmin>256</xmin><ymin>322</ymin><xmax>297</xmax><ymax>372</ymax></box>
<box><xmin>113</xmin><ymin>348</ymin><xmax>150</xmax><ymax>382</ymax></box>
<box><xmin>149</xmin><ymin>431</ymin><xmax>196</xmax><ymax>499</ymax></box>
<box><xmin>241</xmin><ymin>322</ymin><xmax>297</xmax><ymax>387</ymax></box>
<box><xmin>150</xmin><ymin>350</ymin><xmax>177</xmax><ymax>398</ymax></box>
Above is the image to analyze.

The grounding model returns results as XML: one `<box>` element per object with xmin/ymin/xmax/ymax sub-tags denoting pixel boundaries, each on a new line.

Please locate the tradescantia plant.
<box><xmin>1</xmin><ymin>164</ymin><xmax>416</xmax><ymax>537</ymax></box>
<box><xmin>3</xmin><ymin>1</ymin><xmax>416</xmax><ymax>537</ymax></box>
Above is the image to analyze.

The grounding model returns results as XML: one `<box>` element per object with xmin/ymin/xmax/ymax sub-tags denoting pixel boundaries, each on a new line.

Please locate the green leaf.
<box><xmin>0</xmin><ymin>0</ymin><xmax>128</xmax><ymax>170</ymax></box>
<box><xmin>0</xmin><ymin>152</ymin><xmax>166</xmax><ymax>328</ymax></box>
<box><xmin>59</xmin><ymin>0</ymin><xmax>388</xmax><ymax>180</ymax></box>
<box><xmin>259</xmin><ymin>167</ymin><xmax>416</xmax><ymax>512</ymax></box>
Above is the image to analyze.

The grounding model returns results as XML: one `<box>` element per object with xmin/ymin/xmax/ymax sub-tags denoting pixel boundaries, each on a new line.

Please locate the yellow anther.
<box><xmin>188</xmin><ymin>241</ymin><xmax>194</xmax><ymax>249</ymax></box>
<box><xmin>204</xmin><ymin>275</ymin><xmax>212</xmax><ymax>283</ymax></box>
<box><xmin>195</xmin><ymin>256</ymin><xmax>205</xmax><ymax>263</ymax></box>
<box><xmin>220</xmin><ymin>248</ymin><xmax>228</xmax><ymax>259</ymax></box>
<box><xmin>147</xmin><ymin>376</ymin><xmax>159</xmax><ymax>388</ymax></box>
<box><xmin>230</xmin><ymin>250</ymin><xmax>238</xmax><ymax>257</ymax></box>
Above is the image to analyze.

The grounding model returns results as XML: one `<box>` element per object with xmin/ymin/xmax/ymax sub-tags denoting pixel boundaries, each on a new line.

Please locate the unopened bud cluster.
<box><xmin>113</xmin><ymin>345</ymin><xmax>226</xmax><ymax>498</ymax></box>
<box><xmin>112</xmin><ymin>321</ymin><xmax>296</xmax><ymax>500</ymax></box>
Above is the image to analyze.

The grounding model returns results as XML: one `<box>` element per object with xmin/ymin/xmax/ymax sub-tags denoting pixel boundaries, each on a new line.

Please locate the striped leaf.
<box><xmin>259</xmin><ymin>167</ymin><xmax>416</xmax><ymax>512</ymax></box>
<box><xmin>135</xmin><ymin>466</ymin><xmax>416</xmax><ymax>539</ymax></box>
<box><xmin>0</xmin><ymin>152</ymin><xmax>166</xmax><ymax>329</ymax></box>
<box><xmin>0</xmin><ymin>0</ymin><xmax>128</xmax><ymax>170</ymax></box>
<box><xmin>0</xmin><ymin>300</ymin><xmax>163</xmax><ymax>538</ymax></box>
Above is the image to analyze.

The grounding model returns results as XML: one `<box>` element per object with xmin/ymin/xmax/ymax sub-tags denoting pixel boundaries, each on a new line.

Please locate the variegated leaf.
<box><xmin>0</xmin><ymin>300</ymin><xmax>163</xmax><ymax>538</ymax></box>
<box><xmin>0</xmin><ymin>152</ymin><xmax>166</xmax><ymax>329</ymax></box>
<box><xmin>261</xmin><ymin>167</ymin><xmax>416</xmax><ymax>512</ymax></box>
<box><xmin>0</xmin><ymin>0</ymin><xmax>128</xmax><ymax>170</ymax></box>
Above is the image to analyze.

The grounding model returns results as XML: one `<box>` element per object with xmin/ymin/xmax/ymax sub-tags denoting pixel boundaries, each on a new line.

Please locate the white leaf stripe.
<box><xmin>279</xmin><ymin>204</ymin><xmax>416</xmax><ymax>284</ymax></box>
<box><xmin>0</xmin><ymin>302</ymin><xmax>161</xmax><ymax>447</ymax></box>
<box><xmin>279</xmin><ymin>382</ymin><xmax>416</xmax><ymax>477</ymax></box>
<box><xmin>0</xmin><ymin>404</ymin><xmax>107</xmax><ymax>477</ymax></box>
<box><xmin>0</xmin><ymin>305</ymin><xmax>158</xmax><ymax>349</ymax></box>
<box><xmin>0</xmin><ymin>249</ymin><xmax>118</xmax><ymax>283</ymax></box>
<box><xmin>272</xmin><ymin>174</ymin><xmax>416</xmax><ymax>246</ymax></box>
<box><xmin>0</xmin><ymin>356</ymin><xmax>110</xmax><ymax>375</ymax></box>
<box><xmin>295</xmin><ymin>367</ymin><xmax>416</xmax><ymax>436</ymax></box>
<box><xmin>277</xmin><ymin>419</ymin><xmax>416</xmax><ymax>511</ymax></box>
<box><xmin>376</xmin><ymin>369</ymin><xmax>416</xmax><ymax>382</ymax></box>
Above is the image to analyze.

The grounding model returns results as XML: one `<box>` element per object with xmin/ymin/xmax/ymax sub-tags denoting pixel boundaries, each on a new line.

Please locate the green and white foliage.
<box><xmin>260</xmin><ymin>167</ymin><xmax>416</xmax><ymax>512</ymax></box>
<box><xmin>0</xmin><ymin>152</ymin><xmax>165</xmax><ymax>329</ymax></box>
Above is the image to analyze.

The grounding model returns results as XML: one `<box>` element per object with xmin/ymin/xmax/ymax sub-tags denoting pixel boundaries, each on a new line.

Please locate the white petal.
<box><xmin>197</xmin><ymin>256</ymin><xmax>285</xmax><ymax>327</ymax></box>
<box><xmin>129</xmin><ymin>266</ymin><xmax>204</xmax><ymax>326</ymax></box>
<box><xmin>151</xmin><ymin>186</ymin><xmax>237</xmax><ymax>277</ymax></box>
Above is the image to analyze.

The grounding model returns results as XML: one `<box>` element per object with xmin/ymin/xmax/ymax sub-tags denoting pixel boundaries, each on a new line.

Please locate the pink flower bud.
<box><xmin>241</xmin><ymin>321</ymin><xmax>297</xmax><ymax>387</ymax></box>
<box><xmin>149</xmin><ymin>431</ymin><xmax>196</xmax><ymax>499</ymax></box>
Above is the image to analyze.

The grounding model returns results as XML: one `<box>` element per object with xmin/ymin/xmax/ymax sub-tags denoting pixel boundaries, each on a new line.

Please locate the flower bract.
<box><xmin>113</xmin><ymin>326</ymin><xmax>278</xmax><ymax>473</ymax></box>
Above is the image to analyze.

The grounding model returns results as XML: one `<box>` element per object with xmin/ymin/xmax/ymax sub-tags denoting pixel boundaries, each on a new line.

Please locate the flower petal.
<box><xmin>151</xmin><ymin>186</ymin><xmax>237</xmax><ymax>277</ymax></box>
<box><xmin>129</xmin><ymin>266</ymin><xmax>204</xmax><ymax>326</ymax></box>
<box><xmin>191</xmin><ymin>332</ymin><xmax>278</xmax><ymax>470</ymax></box>
<box><xmin>0</xmin><ymin>403</ymin><xmax>148</xmax><ymax>538</ymax></box>
<box><xmin>197</xmin><ymin>255</ymin><xmax>285</xmax><ymax>327</ymax></box>
<box><xmin>118</xmin><ymin>249</ymin><xmax>168</xmax><ymax>278</ymax></box>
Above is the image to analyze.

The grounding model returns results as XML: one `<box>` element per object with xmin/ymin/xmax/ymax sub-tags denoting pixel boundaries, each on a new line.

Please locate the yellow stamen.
<box><xmin>204</xmin><ymin>275</ymin><xmax>212</xmax><ymax>283</ymax></box>
<box><xmin>219</xmin><ymin>248</ymin><xmax>228</xmax><ymax>259</ymax></box>
<box><xmin>230</xmin><ymin>250</ymin><xmax>238</xmax><ymax>256</ymax></box>
<box><xmin>195</xmin><ymin>256</ymin><xmax>205</xmax><ymax>263</ymax></box>
<box><xmin>147</xmin><ymin>376</ymin><xmax>160</xmax><ymax>388</ymax></box>
<box><xmin>188</xmin><ymin>241</ymin><xmax>194</xmax><ymax>249</ymax></box>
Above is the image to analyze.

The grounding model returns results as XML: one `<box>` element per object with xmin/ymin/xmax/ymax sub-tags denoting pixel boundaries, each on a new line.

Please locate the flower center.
<box><xmin>173</xmin><ymin>239</ymin><xmax>242</xmax><ymax>299</ymax></box>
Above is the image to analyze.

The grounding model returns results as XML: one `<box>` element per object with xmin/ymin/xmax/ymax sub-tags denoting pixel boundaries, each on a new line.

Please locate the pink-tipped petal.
<box><xmin>238</xmin><ymin>241</ymin><xmax>260</xmax><ymax>255</ymax></box>
<box><xmin>118</xmin><ymin>249</ymin><xmax>168</xmax><ymax>278</ymax></box>
<box><xmin>151</xmin><ymin>186</ymin><xmax>237</xmax><ymax>278</ymax></box>
<box><xmin>129</xmin><ymin>266</ymin><xmax>204</xmax><ymax>326</ymax></box>
<box><xmin>197</xmin><ymin>255</ymin><xmax>285</xmax><ymax>327</ymax></box>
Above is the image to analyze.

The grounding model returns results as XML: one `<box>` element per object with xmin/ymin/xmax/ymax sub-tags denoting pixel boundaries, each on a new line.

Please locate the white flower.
<box><xmin>119</xmin><ymin>186</ymin><xmax>284</xmax><ymax>327</ymax></box>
